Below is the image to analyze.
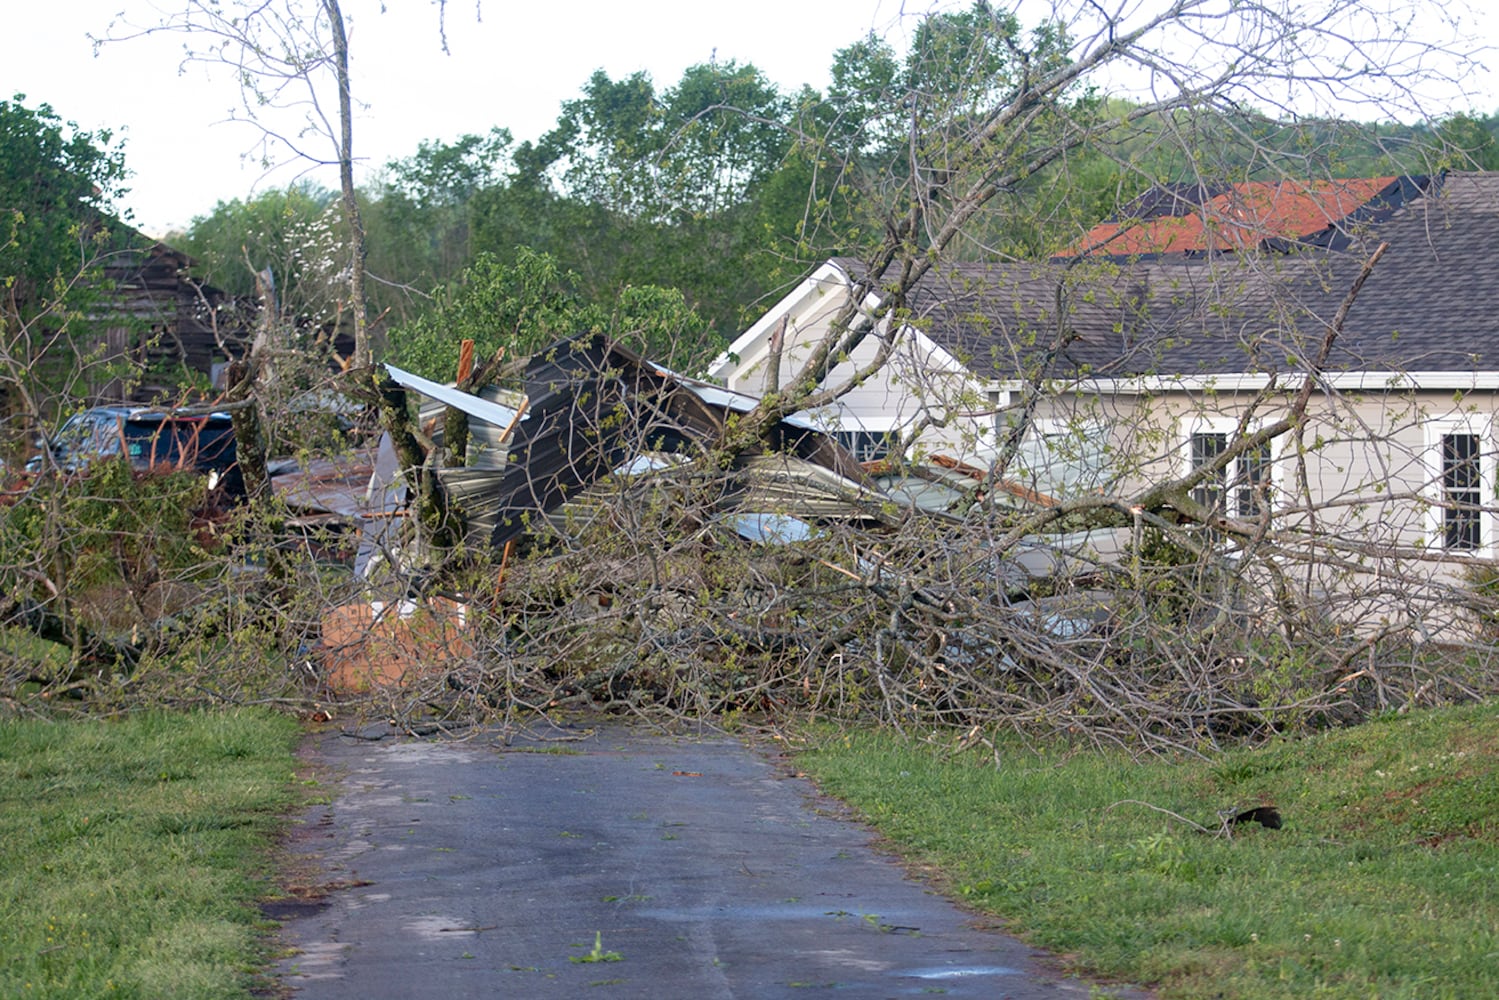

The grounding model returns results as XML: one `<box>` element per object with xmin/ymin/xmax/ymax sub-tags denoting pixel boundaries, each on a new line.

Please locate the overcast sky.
<box><xmin>7</xmin><ymin>0</ymin><xmax>899</xmax><ymax>235</ymax></box>
<box><xmin>7</xmin><ymin>1</ymin><xmax>1499</xmax><ymax>237</ymax></box>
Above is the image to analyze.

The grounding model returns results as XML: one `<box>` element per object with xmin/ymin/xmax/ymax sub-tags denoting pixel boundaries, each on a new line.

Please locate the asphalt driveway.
<box><xmin>273</xmin><ymin>717</ymin><xmax>1146</xmax><ymax>999</ymax></box>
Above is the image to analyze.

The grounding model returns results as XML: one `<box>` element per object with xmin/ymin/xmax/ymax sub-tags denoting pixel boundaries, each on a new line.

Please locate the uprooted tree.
<box><xmin>458</xmin><ymin>2</ymin><xmax>1498</xmax><ymax>747</ymax></box>
<box><xmin>8</xmin><ymin>1</ymin><xmax>1499</xmax><ymax>753</ymax></box>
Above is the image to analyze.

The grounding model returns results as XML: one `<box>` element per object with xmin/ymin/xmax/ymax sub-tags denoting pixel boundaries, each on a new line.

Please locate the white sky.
<box><xmin>7</xmin><ymin>0</ymin><xmax>899</xmax><ymax>236</ymax></box>
<box><xmin>7</xmin><ymin>1</ymin><xmax>1499</xmax><ymax>238</ymax></box>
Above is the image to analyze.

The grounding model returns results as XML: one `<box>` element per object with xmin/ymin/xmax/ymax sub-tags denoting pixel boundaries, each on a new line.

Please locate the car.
<box><xmin>24</xmin><ymin>405</ymin><xmax>245</xmax><ymax>501</ymax></box>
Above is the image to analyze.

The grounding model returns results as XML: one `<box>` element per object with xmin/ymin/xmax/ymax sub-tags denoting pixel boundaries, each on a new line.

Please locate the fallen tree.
<box><xmin>321</xmin><ymin>241</ymin><xmax>1497</xmax><ymax>751</ymax></box>
<box><xmin>8</xmin><ymin>2</ymin><xmax>1499</xmax><ymax>753</ymax></box>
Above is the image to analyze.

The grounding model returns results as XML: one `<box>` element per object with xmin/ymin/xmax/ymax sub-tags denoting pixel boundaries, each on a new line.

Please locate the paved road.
<box><xmin>273</xmin><ymin>718</ymin><xmax>1146</xmax><ymax>999</ymax></box>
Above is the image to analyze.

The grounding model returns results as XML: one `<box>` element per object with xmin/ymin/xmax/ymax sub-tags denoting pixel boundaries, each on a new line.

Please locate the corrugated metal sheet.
<box><xmin>469</xmin><ymin>334</ymin><xmax>877</xmax><ymax>549</ymax></box>
<box><xmin>386</xmin><ymin>364</ymin><xmax>524</xmax><ymax>430</ymax></box>
<box><xmin>378</xmin><ymin>334</ymin><xmax>885</xmax><ymax>550</ymax></box>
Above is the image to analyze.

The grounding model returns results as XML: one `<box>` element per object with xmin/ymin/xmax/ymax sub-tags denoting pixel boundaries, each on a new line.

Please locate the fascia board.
<box><xmin>984</xmin><ymin>371</ymin><xmax>1499</xmax><ymax>394</ymax></box>
<box><xmin>675</xmin><ymin>379</ymin><xmax>823</xmax><ymax>432</ymax></box>
<box><xmin>789</xmin><ymin>407</ymin><xmax>903</xmax><ymax>432</ymax></box>
<box><xmin>708</xmin><ymin>260</ymin><xmax>874</xmax><ymax>377</ymax></box>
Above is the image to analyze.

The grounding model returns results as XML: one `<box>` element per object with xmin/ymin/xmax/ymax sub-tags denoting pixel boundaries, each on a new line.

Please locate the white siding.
<box><xmin>713</xmin><ymin>265</ymin><xmax>997</xmax><ymax>458</ymax></box>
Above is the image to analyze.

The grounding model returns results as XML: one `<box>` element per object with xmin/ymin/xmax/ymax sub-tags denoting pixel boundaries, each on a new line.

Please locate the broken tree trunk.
<box><xmin>1</xmin><ymin>596</ymin><xmax>141</xmax><ymax>677</ymax></box>
<box><xmin>373</xmin><ymin>369</ymin><xmax>461</xmax><ymax>555</ymax></box>
<box><xmin>224</xmin><ymin>357</ymin><xmax>271</xmax><ymax>500</ymax></box>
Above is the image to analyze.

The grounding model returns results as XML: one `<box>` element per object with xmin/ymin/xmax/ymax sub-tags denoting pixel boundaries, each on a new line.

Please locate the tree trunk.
<box><xmin>324</xmin><ymin>0</ymin><xmax>370</xmax><ymax>369</ymax></box>
<box><xmin>225</xmin><ymin>358</ymin><xmax>270</xmax><ymax>499</ymax></box>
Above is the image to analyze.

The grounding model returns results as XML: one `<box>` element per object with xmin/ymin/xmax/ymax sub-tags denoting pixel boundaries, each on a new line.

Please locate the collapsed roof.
<box><xmin>385</xmin><ymin>332</ymin><xmax>883</xmax><ymax>552</ymax></box>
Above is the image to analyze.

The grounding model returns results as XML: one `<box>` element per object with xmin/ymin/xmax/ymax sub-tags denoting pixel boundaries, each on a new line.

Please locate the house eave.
<box><xmin>986</xmin><ymin>371</ymin><xmax>1499</xmax><ymax>394</ymax></box>
<box><xmin>709</xmin><ymin>259</ymin><xmax>870</xmax><ymax>378</ymax></box>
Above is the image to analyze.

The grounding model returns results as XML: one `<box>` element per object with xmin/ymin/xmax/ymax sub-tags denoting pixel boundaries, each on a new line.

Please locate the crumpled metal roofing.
<box><xmin>385</xmin><ymin>363</ymin><xmax>525</xmax><ymax>430</ymax></box>
<box><xmin>386</xmin><ymin>333</ymin><xmax>876</xmax><ymax>551</ymax></box>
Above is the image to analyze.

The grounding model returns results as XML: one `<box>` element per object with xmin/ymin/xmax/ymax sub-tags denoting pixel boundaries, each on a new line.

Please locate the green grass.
<box><xmin>1</xmin><ymin>627</ymin><xmax>70</xmax><ymax>682</ymax></box>
<box><xmin>796</xmin><ymin>701</ymin><xmax>1499</xmax><ymax>1000</ymax></box>
<box><xmin>0</xmin><ymin>709</ymin><xmax>301</xmax><ymax>999</ymax></box>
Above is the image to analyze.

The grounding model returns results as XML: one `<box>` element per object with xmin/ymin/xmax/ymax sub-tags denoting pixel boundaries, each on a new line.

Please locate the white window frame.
<box><xmin>1424</xmin><ymin>416</ymin><xmax>1495</xmax><ymax>556</ymax></box>
<box><xmin>807</xmin><ymin>409</ymin><xmax>902</xmax><ymax>463</ymax></box>
<box><xmin>830</xmin><ymin>428</ymin><xmax>896</xmax><ymax>463</ymax></box>
<box><xmin>1181</xmin><ymin>416</ymin><xmax>1277</xmax><ymax>519</ymax></box>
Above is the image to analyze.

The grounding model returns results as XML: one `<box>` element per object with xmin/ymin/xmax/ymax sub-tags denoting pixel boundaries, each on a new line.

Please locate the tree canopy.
<box><xmin>166</xmin><ymin>2</ymin><xmax>1499</xmax><ymax>376</ymax></box>
<box><xmin>0</xmin><ymin>94</ymin><xmax>135</xmax><ymax>452</ymax></box>
<box><xmin>175</xmin><ymin>182</ymin><xmax>340</xmax><ymax>320</ymax></box>
<box><xmin>0</xmin><ymin>94</ymin><xmax>129</xmax><ymax>330</ymax></box>
<box><xmin>387</xmin><ymin>248</ymin><xmax>712</xmax><ymax>380</ymax></box>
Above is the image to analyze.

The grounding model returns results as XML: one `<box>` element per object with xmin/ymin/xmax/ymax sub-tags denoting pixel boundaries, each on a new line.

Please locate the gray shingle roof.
<box><xmin>867</xmin><ymin>172</ymin><xmax>1499</xmax><ymax>380</ymax></box>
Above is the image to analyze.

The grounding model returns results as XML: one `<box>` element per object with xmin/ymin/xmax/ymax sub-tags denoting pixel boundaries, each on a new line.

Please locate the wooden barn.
<box><xmin>91</xmin><ymin>237</ymin><xmax>257</xmax><ymax>403</ymax></box>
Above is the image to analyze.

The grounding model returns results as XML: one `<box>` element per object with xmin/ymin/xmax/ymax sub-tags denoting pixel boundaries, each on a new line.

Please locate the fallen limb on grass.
<box><xmin>1104</xmin><ymin>799</ymin><xmax>1282</xmax><ymax>839</ymax></box>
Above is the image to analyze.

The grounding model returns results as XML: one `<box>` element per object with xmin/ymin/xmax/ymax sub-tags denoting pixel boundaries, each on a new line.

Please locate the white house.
<box><xmin>714</xmin><ymin>172</ymin><xmax>1499</xmax><ymax>623</ymax></box>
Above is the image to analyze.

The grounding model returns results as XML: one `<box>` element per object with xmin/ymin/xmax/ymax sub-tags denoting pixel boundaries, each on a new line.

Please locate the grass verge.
<box><xmin>0</xmin><ymin>709</ymin><xmax>301</xmax><ymax>999</ymax></box>
<box><xmin>796</xmin><ymin>700</ymin><xmax>1499</xmax><ymax>1000</ymax></box>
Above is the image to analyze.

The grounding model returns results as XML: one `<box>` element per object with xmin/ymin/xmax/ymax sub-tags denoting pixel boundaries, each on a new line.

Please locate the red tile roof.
<box><xmin>1065</xmin><ymin>177</ymin><xmax>1399</xmax><ymax>256</ymax></box>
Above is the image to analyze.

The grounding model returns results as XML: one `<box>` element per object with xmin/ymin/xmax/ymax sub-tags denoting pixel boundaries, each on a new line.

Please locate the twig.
<box><xmin>1103</xmin><ymin>799</ymin><xmax>1220</xmax><ymax>837</ymax></box>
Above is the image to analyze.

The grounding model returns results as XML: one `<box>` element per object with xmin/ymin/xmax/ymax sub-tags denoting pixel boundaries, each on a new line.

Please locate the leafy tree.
<box><xmin>651</xmin><ymin>61</ymin><xmax>791</xmax><ymax>220</ymax></box>
<box><xmin>0</xmin><ymin>95</ymin><xmax>131</xmax><ymax>454</ymax></box>
<box><xmin>363</xmin><ymin>129</ymin><xmax>514</xmax><ymax>323</ymax></box>
<box><xmin>536</xmin><ymin>59</ymin><xmax>791</xmax><ymax>222</ymax></box>
<box><xmin>461</xmin><ymin>61</ymin><xmax>807</xmax><ymax>335</ymax></box>
<box><xmin>385</xmin><ymin>129</ymin><xmax>515</xmax><ymax>209</ymax></box>
<box><xmin>0</xmin><ymin>95</ymin><xmax>128</xmax><ymax>330</ymax></box>
<box><xmin>793</xmin><ymin>4</ymin><xmax>1079</xmax><ymax>258</ymax></box>
<box><xmin>465</xmin><ymin>181</ymin><xmax>628</xmax><ymax>304</ymax></box>
<box><xmin>386</xmin><ymin>249</ymin><xmax>717</xmax><ymax>381</ymax></box>
<box><xmin>823</xmin><ymin>33</ymin><xmax>901</xmax><ymax>158</ymax></box>
<box><xmin>543</xmin><ymin>69</ymin><xmax>660</xmax><ymax>217</ymax></box>
<box><xmin>177</xmin><ymin>182</ymin><xmax>340</xmax><ymax>315</ymax></box>
<box><xmin>1424</xmin><ymin>112</ymin><xmax>1499</xmax><ymax>171</ymax></box>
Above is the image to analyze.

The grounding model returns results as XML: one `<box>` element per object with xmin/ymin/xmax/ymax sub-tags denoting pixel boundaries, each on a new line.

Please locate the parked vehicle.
<box><xmin>24</xmin><ymin>405</ymin><xmax>245</xmax><ymax>501</ymax></box>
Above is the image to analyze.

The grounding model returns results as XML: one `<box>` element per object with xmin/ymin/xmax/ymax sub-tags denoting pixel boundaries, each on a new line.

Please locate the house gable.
<box><xmin>97</xmin><ymin>240</ymin><xmax>256</xmax><ymax>399</ymax></box>
<box><xmin>720</xmin><ymin>171</ymin><xmax>1499</xmax><ymax>510</ymax></box>
<box><xmin>711</xmin><ymin>259</ymin><xmax>989</xmax><ymax>452</ymax></box>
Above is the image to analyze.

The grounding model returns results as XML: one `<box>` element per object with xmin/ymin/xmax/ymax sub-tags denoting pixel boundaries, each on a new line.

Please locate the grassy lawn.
<box><xmin>796</xmin><ymin>701</ymin><xmax>1499</xmax><ymax>1000</ymax></box>
<box><xmin>6</xmin><ymin>697</ymin><xmax>1494</xmax><ymax>998</ymax></box>
<box><xmin>0</xmin><ymin>709</ymin><xmax>301</xmax><ymax>999</ymax></box>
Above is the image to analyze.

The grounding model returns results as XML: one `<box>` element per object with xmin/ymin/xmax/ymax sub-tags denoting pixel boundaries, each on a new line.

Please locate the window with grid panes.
<box><xmin>1189</xmin><ymin>431</ymin><xmax>1271</xmax><ymax>517</ymax></box>
<box><xmin>1441</xmin><ymin>432</ymin><xmax>1483</xmax><ymax>551</ymax></box>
